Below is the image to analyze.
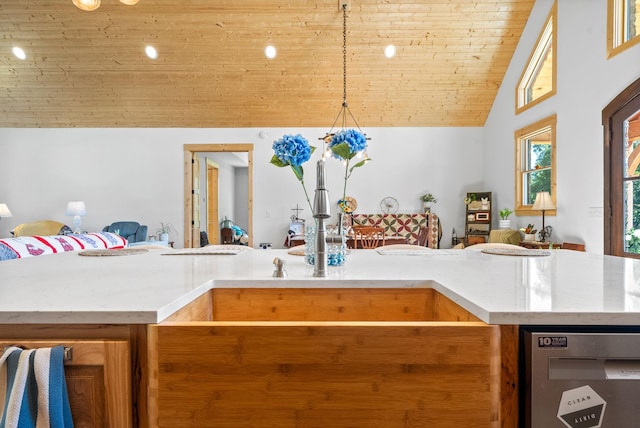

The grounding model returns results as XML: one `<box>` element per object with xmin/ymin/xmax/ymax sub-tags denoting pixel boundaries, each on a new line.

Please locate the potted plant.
<box><xmin>157</xmin><ymin>222</ymin><xmax>176</xmax><ymax>242</ymax></box>
<box><xmin>419</xmin><ymin>193</ymin><xmax>437</xmax><ymax>212</ymax></box>
<box><xmin>520</xmin><ymin>224</ymin><xmax>537</xmax><ymax>241</ymax></box>
<box><xmin>498</xmin><ymin>208</ymin><xmax>513</xmax><ymax>229</ymax></box>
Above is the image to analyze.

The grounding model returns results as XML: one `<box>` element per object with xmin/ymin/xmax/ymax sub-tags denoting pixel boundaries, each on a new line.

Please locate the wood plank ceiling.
<box><xmin>0</xmin><ymin>0</ymin><xmax>535</xmax><ymax>128</ymax></box>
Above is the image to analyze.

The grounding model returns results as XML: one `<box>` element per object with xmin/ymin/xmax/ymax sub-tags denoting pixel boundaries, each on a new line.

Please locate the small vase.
<box><xmin>524</xmin><ymin>233</ymin><xmax>536</xmax><ymax>241</ymax></box>
<box><xmin>498</xmin><ymin>220</ymin><xmax>511</xmax><ymax>229</ymax></box>
<box><xmin>304</xmin><ymin>225</ymin><xmax>347</xmax><ymax>266</ymax></box>
<box><xmin>423</xmin><ymin>202</ymin><xmax>431</xmax><ymax>213</ymax></box>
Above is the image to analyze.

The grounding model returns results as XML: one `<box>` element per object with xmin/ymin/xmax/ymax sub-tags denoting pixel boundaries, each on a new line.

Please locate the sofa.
<box><xmin>0</xmin><ymin>232</ymin><xmax>127</xmax><ymax>261</ymax></box>
<box><xmin>11</xmin><ymin>220</ymin><xmax>72</xmax><ymax>237</ymax></box>
<box><xmin>102</xmin><ymin>221</ymin><xmax>148</xmax><ymax>243</ymax></box>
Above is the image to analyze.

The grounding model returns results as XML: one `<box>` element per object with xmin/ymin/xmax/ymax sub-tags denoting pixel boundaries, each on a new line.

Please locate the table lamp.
<box><xmin>532</xmin><ymin>191</ymin><xmax>555</xmax><ymax>242</ymax></box>
<box><xmin>66</xmin><ymin>201</ymin><xmax>87</xmax><ymax>234</ymax></box>
<box><xmin>0</xmin><ymin>203</ymin><xmax>13</xmax><ymax>223</ymax></box>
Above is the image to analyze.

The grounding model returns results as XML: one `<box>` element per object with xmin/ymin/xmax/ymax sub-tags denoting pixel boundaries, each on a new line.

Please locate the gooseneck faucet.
<box><xmin>313</xmin><ymin>158</ymin><xmax>331</xmax><ymax>277</ymax></box>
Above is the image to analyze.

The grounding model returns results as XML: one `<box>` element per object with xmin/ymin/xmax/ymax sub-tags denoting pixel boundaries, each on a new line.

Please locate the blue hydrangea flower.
<box><xmin>272</xmin><ymin>134</ymin><xmax>312</xmax><ymax>167</ymax></box>
<box><xmin>329</xmin><ymin>128</ymin><xmax>367</xmax><ymax>159</ymax></box>
<box><xmin>270</xmin><ymin>133</ymin><xmax>316</xmax><ymax>215</ymax></box>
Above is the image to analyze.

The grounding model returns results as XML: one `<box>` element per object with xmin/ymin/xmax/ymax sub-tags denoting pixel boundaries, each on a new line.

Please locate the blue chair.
<box><xmin>102</xmin><ymin>221</ymin><xmax>148</xmax><ymax>243</ymax></box>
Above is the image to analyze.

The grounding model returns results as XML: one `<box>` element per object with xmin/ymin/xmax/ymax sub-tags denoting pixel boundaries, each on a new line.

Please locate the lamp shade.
<box><xmin>0</xmin><ymin>203</ymin><xmax>13</xmax><ymax>218</ymax></box>
<box><xmin>66</xmin><ymin>201</ymin><xmax>87</xmax><ymax>216</ymax></box>
<box><xmin>532</xmin><ymin>191</ymin><xmax>555</xmax><ymax>211</ymax></box>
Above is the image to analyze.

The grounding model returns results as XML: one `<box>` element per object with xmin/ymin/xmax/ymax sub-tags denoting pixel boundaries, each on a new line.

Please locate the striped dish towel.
<box><xmin>0</xmin><ymin>346</ymin><xmax>73</xmax><ymax>428</ymax></box>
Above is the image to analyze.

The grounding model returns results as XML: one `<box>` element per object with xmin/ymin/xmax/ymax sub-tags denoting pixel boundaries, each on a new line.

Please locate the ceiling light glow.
<box><xmin>72</xmin><ymin>0</ymin><xmax>101</xmax><ymax>11</ymax></box>
<box><xmin>145</xmin><ymin>45</ymin><xmax>158</xmax><ymax>59</ymax></box>
<box><xmin>384</xmin><ymin>45</ymin><xmax>396</xmax><ymax>58</ymax></box>
<box><xmin>265</xmin><ymin>45</ymin><xmax>277</xmax><ymax>59</ymax></box>
<box><xmin>12</xmin><ymin>47</ymin><xmax>26</xmax><ymax>60</ymax></box>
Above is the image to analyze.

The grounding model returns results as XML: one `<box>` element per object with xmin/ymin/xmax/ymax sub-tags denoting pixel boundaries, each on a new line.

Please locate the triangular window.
<box><xmin>516</xmin><ymin>2</ymin><xmax>556</xmax><ymax>114</ymax></box>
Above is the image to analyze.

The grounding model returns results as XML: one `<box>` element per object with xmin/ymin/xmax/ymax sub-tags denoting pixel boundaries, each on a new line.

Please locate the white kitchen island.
<box><xmin>1</xmin><ymin>247</ymin><xmax>637</xmax><ymax>427</ymax></box>
<box><xmin>0</xmin><ymin>247</ymin><xmax>637</xmax><ymax>325</ymax></box>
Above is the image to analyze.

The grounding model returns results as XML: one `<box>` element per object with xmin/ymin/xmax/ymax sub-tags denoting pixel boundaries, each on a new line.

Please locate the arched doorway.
<box><xmin>603</xmin><ymin>77</ymin><xmax>640</xmax><ymax>256</ymax></box>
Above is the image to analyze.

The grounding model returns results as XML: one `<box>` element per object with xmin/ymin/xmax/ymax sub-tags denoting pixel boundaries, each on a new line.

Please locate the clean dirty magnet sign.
<box><xmin>557</xmin><ymin>385</ymin><xmax>606</xmax><ymax>428</ymax></box>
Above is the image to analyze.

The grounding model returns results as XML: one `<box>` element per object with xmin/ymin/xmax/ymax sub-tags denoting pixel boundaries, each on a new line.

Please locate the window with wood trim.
<box><xmin>515</xmin><ymin>115</ymin><xmax>557</xmax><ymax>216</ymax></box>
<box><xmin>607</xmin><ymin>0</ymin><xmax>640</xmax><ymax>58</ymax></box>
<box><xmin>604</xmin><ymin>77</ymin><xmax>640</xmax><ymax>257</ymax></box>
<box><xmin>516</xmin><ymin>1</ymin><xmax>556</xmax><ymax>114</ymax></box>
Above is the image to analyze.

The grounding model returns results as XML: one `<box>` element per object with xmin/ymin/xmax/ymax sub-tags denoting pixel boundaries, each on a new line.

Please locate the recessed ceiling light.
<box><xmin>145</xmin><ymin>45</ymin><xmax>158</xmax><ymax>59</ymax></box>
<box><xmin>72</xmin><ymin>0</ymin><xmax>101</xmax><ymax>11</ymax></box>
<box><xmin>12</xmin><ymin>47</ymin><xmax>26</xmax><ymax>60</ymax></box>
<box><xmin>384</xmin><ymin>45</ymin><xmax>396</xmax><ymax>59</ymax></box>
<box><xmin>265</xmin><ymin>45</ymin><xmax>277</xmax><ymax>59</ymax></box>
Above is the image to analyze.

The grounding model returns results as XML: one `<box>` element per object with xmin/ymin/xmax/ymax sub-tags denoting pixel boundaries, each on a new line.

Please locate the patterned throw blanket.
<box><xmin>0</xmin><ymin>232</ymin><xmax>127</xmax><ymax>261</ymax></box>
<box><xmin>350</xmin><ymin>213</ymin><xmax>440</xmax><ymax>248</ymax></box>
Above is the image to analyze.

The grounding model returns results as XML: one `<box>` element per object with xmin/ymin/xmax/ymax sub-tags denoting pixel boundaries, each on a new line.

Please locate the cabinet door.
<box><xmin>0</xmin><ymin>339</ymin><xmax>131</xmax><ymax>428</ymax></box>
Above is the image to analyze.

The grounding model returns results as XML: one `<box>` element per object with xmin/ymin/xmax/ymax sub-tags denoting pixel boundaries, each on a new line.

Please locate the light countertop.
<box><xmin>1</xmin><ymin>247</ymin><xmax>639</xmax><ymax>325</ymax></box>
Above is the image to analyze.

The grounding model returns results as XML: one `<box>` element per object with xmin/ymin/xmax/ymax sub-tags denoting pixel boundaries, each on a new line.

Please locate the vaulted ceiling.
<box><xmin>0</xmin><ymin>0</ymin><xmax>535</xmax><ymax>128</ymax></box>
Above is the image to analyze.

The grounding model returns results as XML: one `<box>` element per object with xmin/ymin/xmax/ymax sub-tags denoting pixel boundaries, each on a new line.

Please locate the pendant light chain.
<box><xmin>342</xmin><ymin>3</ymin><xmax>348</xmax><ymax>108</ymax></box>
<box><xmin>321</xmin><ymin>1</ymin><xmax>367</xmax><ymax>142</ymax></box>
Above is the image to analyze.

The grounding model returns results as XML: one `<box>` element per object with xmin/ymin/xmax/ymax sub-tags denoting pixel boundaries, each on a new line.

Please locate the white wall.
<box><xmin>0</xmin><ymin>127</ymin><xmax>483</xmax><ymax>248</ymax></box>
<box><xmin>483</xmin><ymin>0</ymin><xmax>640</xmax><ymax>253</ymax></box>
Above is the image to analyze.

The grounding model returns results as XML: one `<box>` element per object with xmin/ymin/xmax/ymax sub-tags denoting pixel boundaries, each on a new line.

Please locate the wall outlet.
<box><xmin>588</xmin><ymin>207</ymin><xmax>603</xmax><ymax>218</ymax></box>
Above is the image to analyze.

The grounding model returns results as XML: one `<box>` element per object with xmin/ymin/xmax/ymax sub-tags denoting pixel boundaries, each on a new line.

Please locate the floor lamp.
<box><xmin>532</xmin><ymin>191</ymin><xmax>555</xmax><ymax>242</ymax></box>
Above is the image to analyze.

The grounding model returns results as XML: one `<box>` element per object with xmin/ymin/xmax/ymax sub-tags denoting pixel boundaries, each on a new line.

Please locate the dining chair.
<box><xmin>416</xmin><ymin>226</ymin><xmax>429</xmax><ymax>247</ymax></box>
<box><xmin>352</xmin><ymin>226</ymin><xmax>385</xmax><ymax>249</ymax></box>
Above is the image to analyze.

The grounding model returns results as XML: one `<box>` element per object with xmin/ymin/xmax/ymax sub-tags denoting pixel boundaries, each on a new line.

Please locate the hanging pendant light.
<box><xmin>119</xmin><ymin>0</ymin><xmax>139</xmax><ymax>5</ymax></box>
<box><xmin>320</xmin><ymin>1</ymin><xmax>370</xmax><ymax>158</ymax></box>
<box><xmin>72</xmin><ymin>0</ymin><xmax>101</xmax><ymax>11</ymax></box>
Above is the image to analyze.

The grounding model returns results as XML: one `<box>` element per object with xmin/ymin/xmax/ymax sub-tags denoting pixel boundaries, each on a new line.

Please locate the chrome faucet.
<box><xmin>313</xmin><ymin>159</ymin><xmax>331</xmax><ymax>277</ymax></box>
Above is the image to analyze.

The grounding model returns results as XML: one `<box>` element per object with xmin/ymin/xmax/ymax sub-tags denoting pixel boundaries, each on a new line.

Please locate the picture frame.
<box><xmin>476</xmin><ymin>212</ymin><xmax>490</xmax><ymax>221</ymax></box>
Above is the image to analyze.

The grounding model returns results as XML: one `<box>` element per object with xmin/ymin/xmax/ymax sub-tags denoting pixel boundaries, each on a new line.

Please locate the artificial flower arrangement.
<box><xmin>521</xmin><ymin>223</ymin><xmax>537</xmax><ymax>234</ymax></box>
<box><xmin>327</xmin><ymin>129</ymin><xmax>370</xmax><ymax>211</ymax></box>
<box><xmin>271</xmin><ymin>128</ymin><xmax>370</xmax><ymax>216</ymax></box>
<box><xmin>270</xmin><ymin>133</ymin><xmax>316</xmax><ymax>216</ymax></box>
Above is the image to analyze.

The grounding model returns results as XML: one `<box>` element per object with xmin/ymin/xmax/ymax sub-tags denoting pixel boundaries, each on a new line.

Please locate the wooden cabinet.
<box><xmin>465</xmin><ymin>191</ymin><xmax>492</xmax><ymax>245</ymax></box>
<box><xmin>0</xmin><ymin>327</ymin><xmax>133</xmax><ymax>428</ymax></box>
<box><xmin>148</xmin><ymin>288</ymin><xmax>517</xmax><ymax>427</ymax></box>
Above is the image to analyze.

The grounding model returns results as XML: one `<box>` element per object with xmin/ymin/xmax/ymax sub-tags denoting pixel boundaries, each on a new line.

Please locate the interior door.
<box><xmin>183</xmin><ymin>144</ymin><xmax>254</xmax><ymax>249</ymax></box>
<box><xmin>207</xmin><ymin>159</ymin><xmax>220</xmax><ymax>244</ymax></box>
<box><xmin>192</xmin><ymin>153</ymin><xmax>201</xmax><ymax>247</ymax></box>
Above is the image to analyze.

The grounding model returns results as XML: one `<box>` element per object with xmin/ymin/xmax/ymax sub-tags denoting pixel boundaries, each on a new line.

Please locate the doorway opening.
<box><xmin>183</xmin><ymin>144</ymin><xmax>254</xmax><ymax>248</ymax></box>
<box><xmin>604</xmin><ymin>77</ymin><xmax>640</xmax><ymax>256</ymax></box>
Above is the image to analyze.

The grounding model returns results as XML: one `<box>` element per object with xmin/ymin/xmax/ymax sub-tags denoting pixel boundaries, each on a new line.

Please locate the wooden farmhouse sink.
<box><xmin>147</xmin><ymin>287</ymin><xmax>517</xmax><ymax>427</ymax></box>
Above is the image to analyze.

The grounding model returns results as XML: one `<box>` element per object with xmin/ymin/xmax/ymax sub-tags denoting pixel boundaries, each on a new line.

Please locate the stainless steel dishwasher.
<box><xmin>522</xmin><ymin>328</ymin><xmax>640</xmax><ymax>428</ymax></box>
